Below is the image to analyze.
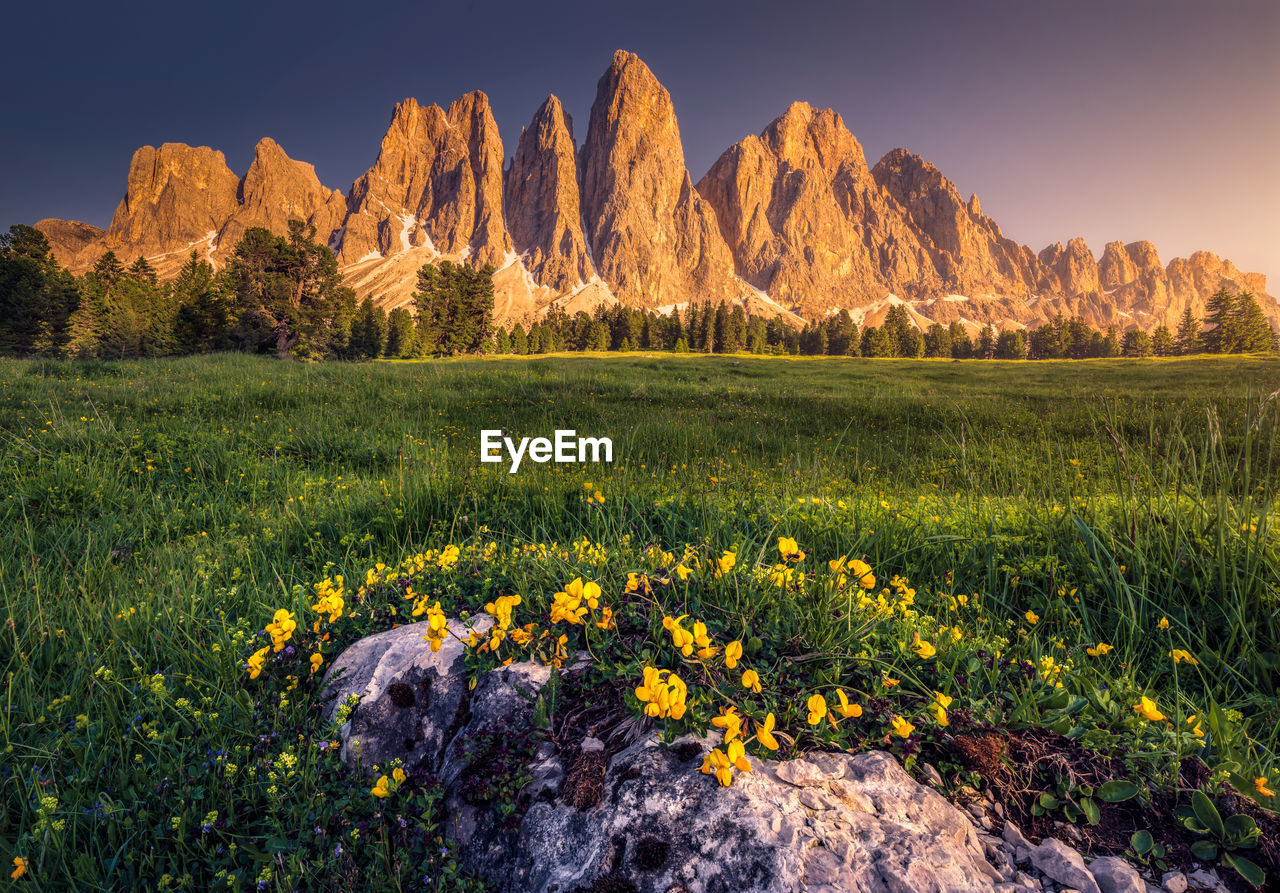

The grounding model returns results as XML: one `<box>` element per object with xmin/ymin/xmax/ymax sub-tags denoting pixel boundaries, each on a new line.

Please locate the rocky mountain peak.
<box><xmin>760</xmin><ymin>102</ymin><xmax>869</xmax><ymax>175</ymax></box>
<box><xmin>105</xmin><ymin>143</ymin><xmax>240</xmax><ymax>256</ymax></box>
<box><xmin>872</xmin><ymin>148</ymin><xmax>1039</xmax><ymax>296</ymax></box>
<box><xmin>339</xmin><ymin>90</ymin><xmax>511</xmax><ymax>269</ymax></box>
<box><xmin>504</xmin><ymin>95</ymin><xmax>593</xmax><ymax>292</ymax></box>
<box><xmin>579</xmin><ymin>50</ymin><xmax>739</xmax><ymax>306</ymax></box>
<box><xmin>217</xmin><ymin>137</ymin><xmax>345</xmax><ymax>253</ymax></box>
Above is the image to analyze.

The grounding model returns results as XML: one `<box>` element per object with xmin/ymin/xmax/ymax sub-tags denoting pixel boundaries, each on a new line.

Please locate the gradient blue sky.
<box><xmin>2</xmin><ymin>0</ymin><xmax>1276</xmax><ymax>287</ymax></box>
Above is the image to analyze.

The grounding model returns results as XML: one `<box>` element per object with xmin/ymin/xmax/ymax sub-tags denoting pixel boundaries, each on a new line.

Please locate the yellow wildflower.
<box><xmin>483</xmin><ymin>594</ymin><xmax>522</xmax><ymax>631</ymax></box>
<box><xmin>756</xmin><ymin>713</ymin><xmax>780</xmax><ymax>751</ymax></box>
<box><xmin>1086</xmin><ymin>643</ymin><xmax>1113</xmax><ymax>657</ymax></box>
<box><xmin>711</xmin><ymin>706</ymin><xmax>743</xmax><ymax>742</ymax></box>
<box><xmin>309</xmin><ymin>653</ymin><xmax>323</xmax><ymax>675</ymax></box>
<box><xmin>701</xmin><ymin>747</ymin><xmax>733</xmax><ymax>786</ymax></box>
<box><xmin>724</xmin><ymin>640</ymin><xmax>743</xmax><ymax>669</ymax></box>
<box><xmin>663</xmin><ymin>615</ymin><xmax>695</xmax><ymax>655</ymax></box>
<box><xmin>1157</xmin><ymin>617</ymin><xmax>1170</xmax><ymax>630</ymax></box>
<box><xmin>246</xmin><ymin>646</ymin><xmax>269</xmax><ymax>680</ymax></box>
<box><xmin>634</xmin><ymin>667</ymin><xmax>688</xmax><ymax>720</ymax></box>
<box><xmin>1255</xmin><ymin>777</ymin><xmax>1275</xmax><ymax>797</ymax></box>
<box><xmin>715</xmin><ymin>551</ymin><xmax>737</xmax><ymax>576</ymax></box>
<box><xmin>1186</xmin><ymin>715</ymin><xmax>1204</xmax><ymax>738</ymax></box>
<box><xmin>595</xmin><ymin>606</ymin><xmax>615</xmax><ymax>630</ymax></box>
<box><xmin>777</xmin><ymin>537</ymin><xmax>805</xmax><ymax>562</ymax></box>
<box><xmin>890</xmin><ymin>715</ymin><xmax>916</xmax><ymax>738</ymax></box>
<box><xmin>806</xmin><ymin>693</ymin><xmax>828</xmax><ymax>726</ymax></box>
<box><xmin>371</xmin><ymin>775</ymin><xmax>391</xmax><ymax>798</ymax></box>
<box><xmin>693</xmin><ymin>621</ymin><xmax>718</xmax><ymax>659</ymax></box>
<box><xmin>12</xmin><ymin>857</ymin><xmax>27</xmax><ymax>880</ymax></box>
<box><xmin>1169</xmin><ymin>649</ymin><xmax>1198</xmax><ymax>665</ymax></box>
<box><xmin>741</xmin><ymin>668</ymin><xmax>762</xmax><ymax>694</ymax></box>
<box><xmin>419</xmin><ymin>602</ymin><xmax>449</xmax><ymax>652</ymax></box>
<box><xmin>833</xmin><ymin>690</ymin><xmax>862</xmax><ymax>718</ymax></box>
<box><xmin>930</xmin><ymin>692</ymin><xmax>952</xmax><ymax>726</ymax></box>
<box><xmin>1133</xmin><ymin>696</ymin><xmax>1165</xmax><ymax>722</ymax></box>
<box><xmin>392</xmin><ymin>767</ymin><xmax>406</xmax><ymax>784</ymax></box>
<box><xmin>624</xmin><ymin>573</ymin><xmax>651</xmax><ymax>595</ymax></box>
<box><xmin>911</xmin><ymin>632</ymin><xmax>936</xmax><ymax>659</ymax></box>
<box><xmin>265</xmin><ymin>609</ymin><xmax>297</xmax><ymax>652</ymax></box>
<box><xmin>1025</xmin><ymin>610</ymin><xmax>1039</xmax><ymax>626</ymax></box>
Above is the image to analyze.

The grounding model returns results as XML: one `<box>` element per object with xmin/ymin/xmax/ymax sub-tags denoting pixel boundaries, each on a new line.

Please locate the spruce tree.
<box><xmin>1201</xmin><ymin>290</ymin><xmax>1236</xmax><ymax>353</ymax></box>
<box><xmin>1176</xmin><ymin>307</ymin><xmax>1201</xmax><ymax>355</ymax></box>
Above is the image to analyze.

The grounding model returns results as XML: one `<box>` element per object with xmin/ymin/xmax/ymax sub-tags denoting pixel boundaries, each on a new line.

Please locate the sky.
<box><xmin>2</xmin><ymin>0</ymin><xmax>1277</xmax><ymax>287</ymax></box>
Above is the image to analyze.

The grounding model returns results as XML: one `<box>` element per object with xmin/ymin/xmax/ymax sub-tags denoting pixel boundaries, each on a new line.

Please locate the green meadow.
<box><xmin>2</xmin><ymin>353</ymin><xmax>1278</xmax><ymax>890</ymax></box>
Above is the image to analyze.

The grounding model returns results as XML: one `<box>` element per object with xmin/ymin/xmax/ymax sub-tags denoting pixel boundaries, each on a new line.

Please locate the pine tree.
<box><xmin>411</xmin><ymin>261</ymin><xmax>495</xmax><ymax>355</ymax></box>
<box><xmin>1201</xmin><ymin>290</ymin><xmax>1237</xmax><ymax>353</ymax></box>
<box><xmin>1151</xmin><ymin>325</ymin><xmax>1176</xmax><ymax>357</ymax></box>
<box><xmin>225</xmin><ymin>221</ymin><xmax>354</xmax><ymax>359</ymax></box>
<box><xmin>510</xmin><ymin>323</ymin><xmax>528</xmax><ymax>355</ymax></box>
<box><xmin>1176</xmin><ymin>307</ymin><xmax>1201</xmax><ymax>355</ymax></box>
<box><xmin>1121</xmin><ymin>329</ymin><xmax>1153</xmax><ymax>357</ymax></box>
<box><xmin>977</xmin><ymin>325</ymin><xmax>996</xmax><ymax>359</ymax></box>
<box><xmin>1229</xmin><ymin>293</ymin><xmax>1276</xmax><ymax>353</ymax></box>
<box><xmin>349</xmin><ymin>297</ymin><xmax>387</xmax><ymax>359</ymax></box>
<box><xmin>492</xmin><ymin>325</ymin><xmax>510</xmax><ymax>355</ymax></box>
<box><xmin>385</xmin><ymin>307</ymin><xmax>416</xmax><ymax>357</ymax></box>
<box><xmin>173</xmin><ymin>251</ymin><xmax>233</xmax><ymax>353</ymax></box>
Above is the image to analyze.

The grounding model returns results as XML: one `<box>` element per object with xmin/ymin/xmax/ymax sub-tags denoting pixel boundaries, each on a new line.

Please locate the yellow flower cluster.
<box><xmin>481</xmin><ymin>594</ymin><xmax>522</xmax><ymax>649</ymax></box>
<box><xmin>662</xmin><ymin>615</ymin><xmax>724</xmax><ymax>660</ymax></box>
<box><xmin>310</xmin><ymin>576</ymin><xmax>345</xmax><ymax>625</ymax></box>
<box><xmin>634</xmin><ymin>667</ymin><xmax>688</xmax><ymax>720</ymax></box>
<box><xmin>550</xmin><ymin>579</ymin><xmax>597</xmax><ymax>625</ymax></box>
<box><xmin>371</xmin><ymin>766</ymin><xmax>406</xmax><ymax>798</ymax></box>
<box><xmin>265</xmin><ymin>610</ymin><xmax>296</xmax><ymax>653</ymax></box>
<box><xmin>415</xmin><ymin>601</ymin><xmax>449</xmax><ymax>652</ymax></box>
<box><xmin>806</xmin><ymin>691</ymin><xmax>862</xmax><ymax>727</ymax></box>
<box><xmin>701</xmin><ymin>739</ymin><xmax>752</xmax><ymax>786</ymax></box>
<box><xmin>246</xmin><ymin>647</ymin><xmax>269</xmax><ymax>680</ymax></box>
<box><xmin>829</xmin><ymin>556</ymin><xmax>876</xmax><ymax>590</ymax></box>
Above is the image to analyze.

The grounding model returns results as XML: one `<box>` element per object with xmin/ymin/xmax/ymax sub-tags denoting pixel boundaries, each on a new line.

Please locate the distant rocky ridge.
<box><xmin>35</xmin><ymin>50</ymin><xmax>1276</xmax><ymax>334</ymax></box>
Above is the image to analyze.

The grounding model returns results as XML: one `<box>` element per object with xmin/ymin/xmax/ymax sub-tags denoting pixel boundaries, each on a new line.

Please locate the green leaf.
<box><xmin>1130</xmin><ymin>829</ymin><xmax>1153</xmax><ymax>855</ymax></box>
<box><xmin>1098</xmin><ymin>780</ymin><xmax>1140</xmax><ymax>802</ymax></box>
<box><xmin>1192</xmin><ymin>790</ymin><xmax>1225</xmax><ymax>840</ymax></box>
<box><xmin>264</xmin><ymin>837</ymin><xmax>293</xmax><ymax>853</ymax></box>
<box><xmin>1223</xmin><ymin>813</ymin><xmax>1259</xmax><ymax>846</ymax></box>
<box><xmin>1081</xmin><ymin>797</ymin><xmax>1100</xmax><ymax>826</ymax></box>
<box><xmin>1222</xmin><ymin>853</ymin><xmax>1266</xmax><ymax>889</ymax></box>
<box><xmin>1039</xmin><ymin>792</ymin><xmax>1060</xmax><ymax>809</ymax></box>
<box><xmin>1190</xmin><ymin>840</ymin><xmax>1218</xmax><ymax>860</ymax></box>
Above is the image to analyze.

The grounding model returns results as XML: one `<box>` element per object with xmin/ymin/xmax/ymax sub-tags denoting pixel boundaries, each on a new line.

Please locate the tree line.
<box><xmin>0</xmin><ymin>223</ymin><xmax>493</xmax><ymax>360</ymax></box>
<box><xmin>477</xmin><ymin>297</ymin><xmax>1275</xmax><ymax>359</ymax></box>
<box><xmin>1</xmin><ymin>221</ymin><xmax>1274</xmax><ymax>361</ymax></box>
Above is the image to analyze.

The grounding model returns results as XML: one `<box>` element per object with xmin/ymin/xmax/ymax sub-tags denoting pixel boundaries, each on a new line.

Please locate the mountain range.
<box><xmin>33</xmin><ymin>50</ymin><xmax>1277</xmax><ymax>334</ymax></box>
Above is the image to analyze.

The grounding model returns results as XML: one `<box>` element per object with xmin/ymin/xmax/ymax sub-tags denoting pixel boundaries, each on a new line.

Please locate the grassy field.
<box><xmin>1</xmin><ymin>353</ymin><xmax>1278</xmax><ymax>890</ymax></box>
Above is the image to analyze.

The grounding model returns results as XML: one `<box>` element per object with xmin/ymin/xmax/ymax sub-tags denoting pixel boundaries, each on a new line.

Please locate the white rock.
<box><xmin>1089</xmin><ymin>855</ymin><xmax>1145</xmax><ymax>893</ymax></box>
<box><xmin>1029</xmin><ymin>838</ymin><xmax>1102</xmax><ymax>893</ymax></box>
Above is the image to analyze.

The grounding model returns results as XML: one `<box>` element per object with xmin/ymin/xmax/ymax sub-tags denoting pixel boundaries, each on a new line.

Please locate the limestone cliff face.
<box><xmin>217</xmin><ymin>137</ymin><xmax>347</xmax><ymax>254</ymax></box>
<box><xmin>1037</xmin><ymin>238</ymin><xmax>1101</xmax><ymax>298</ymax></box>
<box><xmin>697</xmin><ymin>104</ymin><xmax>939</xmax><ymax>316</ymax></box>
<box><xmin>339</xmin><ymin>92</ymin><xmax>511</xmax><ymax>269</ymax></box>
<box><xmin>32</xmin><ymin>219</ymin><xmax>105</xmax><ymax>267</ymax></box>
<box><xmin>579</xmin><ymin>50</ymin><xmax>741</xmax><ymax>307</ymax></box>
<box><xmin>871</xmin><ymin>149</ymin><xmax>1041</xmax><ymax>298</ymax></box>
<box><xmin>29</xmin><ymin>49</ymin><xmax>1277</xmax><ymax>331</ymax></box>
<box><xmin>504</xmin><ymin>96</ymin><xmax>594</xmax><ymax>292</ymax></box>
